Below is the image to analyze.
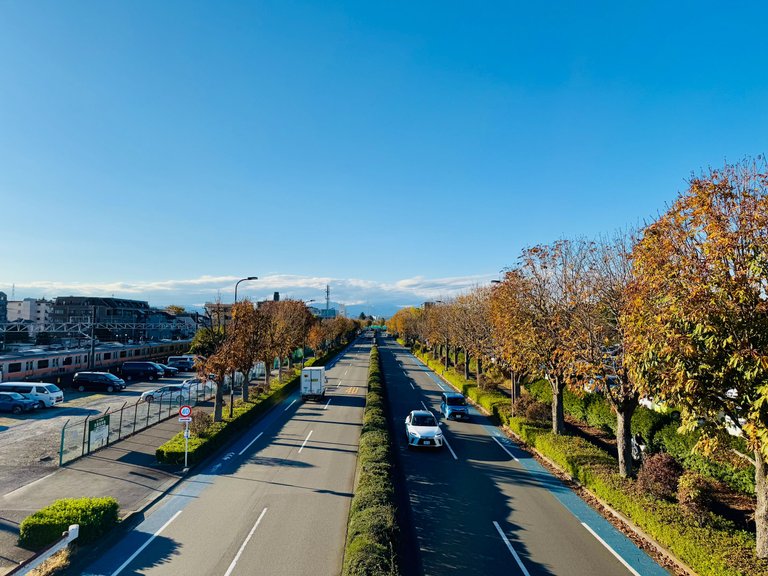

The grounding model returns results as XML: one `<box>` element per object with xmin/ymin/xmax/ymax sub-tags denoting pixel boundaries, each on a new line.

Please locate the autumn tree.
<box><xmin>165</xmin><ymin>305</ymin><xmax>185</xmax><ymax>315</ymax></box>
<box><xmin>626</xmin><ymin>159</ymin><xmax>768</xmax><ymax>556</ymax></box>
<box><xmin>227</xmin><ymin>300</ymin><xmax>266</xmax><ymax>404</ymax></box>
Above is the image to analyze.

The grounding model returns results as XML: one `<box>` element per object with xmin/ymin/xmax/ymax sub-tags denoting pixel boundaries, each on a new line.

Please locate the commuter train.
<box><xmin>0</xmin><ymin>340</ymin><xmax>192</xmax><ymax>384</ymax></box>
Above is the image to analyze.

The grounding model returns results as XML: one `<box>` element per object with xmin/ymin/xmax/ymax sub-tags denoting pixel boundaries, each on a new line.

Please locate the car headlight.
<box><xmin>408</xmin><ymin>429</ymin><xmax>420</xmax><ymax>438</ymax></box>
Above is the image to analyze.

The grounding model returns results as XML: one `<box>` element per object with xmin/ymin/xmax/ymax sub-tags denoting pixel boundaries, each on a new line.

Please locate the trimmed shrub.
<box><xmin>585</xmin><ymin>398</ymin><xmax>616</xmax><ymax>433</ymax></box>
<box><xmin>514</xmin><ymin>395</ymin><xmax>549</xmax><ymax>423</ymax></box>
<box><xmin>636</xmin><ymin>453</ymin><xmax>683</xmax><ymax>501</ymax></box>
<box><xmin>678</xmin><ymin>471</ymin><xmax>714</xmax><ymax>526</ymax></box>
<box><xmin>19</xmin><ymin>497</ymin><xmax>119</xmax><ymax>550</ymax></box>
<box><xmin>630</xmin><ymin>407</ymin><xmax>669</xmax><ymax>450</ymax></box>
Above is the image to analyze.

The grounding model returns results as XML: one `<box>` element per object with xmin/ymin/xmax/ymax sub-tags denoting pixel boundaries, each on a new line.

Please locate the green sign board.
<box><xmin>88</xmin><ymin>414</ymin><xmax>110</xmax><ymax>451</ymax></box>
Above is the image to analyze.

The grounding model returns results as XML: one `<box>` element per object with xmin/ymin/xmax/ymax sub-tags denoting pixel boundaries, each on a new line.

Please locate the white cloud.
<box><xmin>0</xmin><ymin>272</ymin><xmax>496</xmax><ymax>316</ymax></box>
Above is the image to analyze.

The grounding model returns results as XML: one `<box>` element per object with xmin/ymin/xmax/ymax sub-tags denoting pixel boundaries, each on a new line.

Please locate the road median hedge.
<box><xmin>342</xmin><ymin>345</ymin><xmax>399</xmax><ymax>576</ymax></box>
<box><xmin>408</xmin><ymin>346</ymin><xmax>768</xmax><ymax>576</ymax></box>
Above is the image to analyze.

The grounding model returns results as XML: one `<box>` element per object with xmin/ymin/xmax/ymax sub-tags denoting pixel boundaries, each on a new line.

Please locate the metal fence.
<box><xmin>59</xmin><ymin>381</ymin><xmax>215</xmax><ymax>465</ymax></box>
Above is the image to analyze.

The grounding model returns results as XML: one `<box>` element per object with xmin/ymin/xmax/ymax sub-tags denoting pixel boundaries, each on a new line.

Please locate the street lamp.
<box><xmin>301</xmin><ymin>299</ymin><xmax>315</xmax><ymax>368</ymax></box>
<box><xmin>229</xmin><ymin>276</ymin><xmax>258</xmax><ymax>418</ymax></box>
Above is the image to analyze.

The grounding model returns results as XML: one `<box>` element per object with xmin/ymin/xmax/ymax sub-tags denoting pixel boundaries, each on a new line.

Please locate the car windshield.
<box><xmin>104</xmin><ymin>374</ymin><xmax>121</xmax><ymax>381</ymax></box>
<box><xmin>44</xmin><ymin>385</ymin><xmax>61</xmax><ymax>393</ymax></box>
<box><xmin>446</xmin><ymin>396</ymin><xmax>466</xmax><ymax>406</ymax></box>
<box><xmin>412</xmin><ymin>414</ymin><xmax>436</xmax><ymax>427</ymax></box>
<box><xmin>1</xmin><ymin>392</ymin><xmax>25</xmax><ymax>400</ymax></box>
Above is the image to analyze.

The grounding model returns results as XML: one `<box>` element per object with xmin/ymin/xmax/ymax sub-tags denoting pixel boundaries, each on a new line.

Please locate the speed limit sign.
<box><xmin>179</xmin><ymin>405</ymin><xmax>192</xmax><ymax>418</ymax></box>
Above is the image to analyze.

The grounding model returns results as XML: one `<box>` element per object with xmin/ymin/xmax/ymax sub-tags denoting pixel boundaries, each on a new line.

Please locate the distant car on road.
<box><xmin>0</xmin><ymin>392</ymin><xmax>39</xmax><ymax>414</ymax></box>
<box><xmin>404</xmin><ymin>410</ymin><xmax>443</xmax><ymax>449</ymax></box>
<box><xmin>72</xmin><ymin>372</ymin><xmax>127</xmax><ymax>393</ymax></box>
<box><xmin>440</xmin><ymin>392</ymin><xmax>469</xmax><ymax>420</ymax></box>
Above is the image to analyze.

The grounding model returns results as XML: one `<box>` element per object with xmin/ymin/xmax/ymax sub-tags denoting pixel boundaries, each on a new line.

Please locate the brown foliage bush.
<box><xmin>677</xmin><ymin>470</ymin><xmax>713</xmax><ymax>526</ymax></box>
<box><xmin>636</xmin><ymin>452</ymin><xmax>683</xmax><ymax>501</ymax></box>
<box><xmin>190</xmin><ymin>409</ymin><xmax>213</xmax><ymax>437</ymax></box>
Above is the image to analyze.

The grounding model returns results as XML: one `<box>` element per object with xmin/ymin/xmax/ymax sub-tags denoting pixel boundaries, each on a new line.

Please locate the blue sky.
<box><xmin>1</xmin><ymin>1</ymin><xmax>766</xmax><ymax>316</ymax></box>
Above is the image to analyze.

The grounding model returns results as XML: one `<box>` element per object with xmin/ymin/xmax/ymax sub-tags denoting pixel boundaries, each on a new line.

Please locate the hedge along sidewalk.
<box><xmin>156</xmin><ymin>343</ymin><xmax>349</xmax><ymax>466</ymax></box>
<box><xmin>341</xmin><ymin>345</ymin><xmax>399</xmax><ymax>576</ymax></box>
<box><xmin>406</xmin><ymin>343</ymin><xmax>768</xmax><ymax>576</ymax></box>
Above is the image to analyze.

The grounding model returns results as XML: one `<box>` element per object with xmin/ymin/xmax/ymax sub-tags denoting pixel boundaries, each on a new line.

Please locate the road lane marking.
<box><xmin>111</xmin><ymin>511</ymin><xmax>182</xmax><ymax>576</ymax></box>
<box><xmin>238</xmin><ymin>432</ymin><xmax>264</xmax><ymax>456</ymax></box>
<box><xmin>283</xmin><ymin>399</ymin><xmax>297</xmax><ymax>412</ymax></box>
<box><xmin>420</xmin><ymin>401</ymin><xmax>430</xmax><ymax>411</ymax></box>
<box><xmin>298</xmin><ymin>430</ymin><xmax>313</xmax><ymax>453</ymax></box>
<box><xmin>337</xmin><ymin>380</ymin><xmax>343</xmax><ymax>388</ymax></box>
<box><xmin>224</xmin><ymin>507</ymin><xmax>268</xmax><ymax>576</ymax></box>
<box><xmin>409</xmin><ymin>382</ymin><xmax>415</xmax><ymax>389</ymax></box>
<box><xmin>323</xmin><ymin>398</ymin><xmax>332</xmax><ymax>410</ymax></box>
<box><xmin>492</xmin><ymin>435</ymin><xmax>520</xmax><ymax>462</ymax></box>
<box><xmin>348</xmin><ymin>387</ymin><xmax>359</xmax><ymax>395</ymax></box>
<box><xmin>442</xmin><ymin>436</ymin><xmax>458</xmax><ymax>460</ymax></box>
<box><xmin>581</xmin><ymin>522</ymin><xmax>642</xmax><ymax>576</ymax></box>
<box><xmin>493</xmin><ymin>521</ymin><xmax>531</xmax><ymax>576</ymax></box>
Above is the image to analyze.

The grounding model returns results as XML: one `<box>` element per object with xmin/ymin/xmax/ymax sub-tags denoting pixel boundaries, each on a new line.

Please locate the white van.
<box><xmin>0</xmin><ymin>382</ymin><xmax>64</xmax><ymax>408</ymax></box>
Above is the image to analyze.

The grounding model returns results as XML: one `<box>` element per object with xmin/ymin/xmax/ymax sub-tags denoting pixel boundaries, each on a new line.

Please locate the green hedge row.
<box><xmin>19</xmin><ymin>497</ymin><xmax>119</xmax><ymax>551</ymax></box>
<box><xmin>342</xmin><ymin>345</ymin><xmax>399</xmax><ymax>576</ymax></box>
<box><xmin>156</xmin><ymin>344</ymin><xmax>344</xmax><ymax>466</ymax></box>
<box><xmin>408</xmin><ymin>346</ymin><xmax>766</xmax><ymax>576</ymax></box>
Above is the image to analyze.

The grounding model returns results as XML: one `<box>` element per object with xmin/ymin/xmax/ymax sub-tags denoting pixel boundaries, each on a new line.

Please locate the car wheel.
<box><xmin>148</xmin><ymin>375</ymin><xmax>155</xmax><ymax>381</ymax></box>
<box><xmin>37</xmin><ymin>401</ymin><xmax>46</xmax><ymax>409</ymax></box>
<box><xmin>145</xmin><ymin>396</ymin><xmax>154</xmax><ymax>403</ymax></box>
<box><xmin>175</xmin><ymin>395</ymin><xmax>182</xmax><ymax>404</ymax></box>
<box><xmin>12</xmin><ymin>405</ymin><xmax>22</xmax><ymax>415</ymax></box>
<box><xmin>107</xmin><ymin>385</ymin><xmax>115</xmax><ymax>393</ymax></box>
<box><xmin>78</xmin><ymin>385</ymin><xmax>86</xmax><ymax>392</ymax></box>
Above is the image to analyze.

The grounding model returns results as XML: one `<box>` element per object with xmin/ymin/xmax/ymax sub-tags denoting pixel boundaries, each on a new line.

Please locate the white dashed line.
<box><xmin>493</xmin><ymin>521</ymin><xmax>531</xmax><ymax>576</ymax></box>
<box><xmin>581</xmin><ymin>522</ymin><xmax>641</xmax><ymax>576</ymax></box>
<box><xmin>239</xmin><ymin>432</ymin><xmax>264</xmax><ymax>456</ymax></box>
<box><xmin>492</xmin><ymin>435</ymin><xmax>519</xmax><ymax>462</ymax></box>
<box><xmin>111</xmin><ymin>511</ymin><xmax>182</xmax><ymax>576</ymax></box>
<box><xmin>224</xmin><ymin>508</ymin><xmax>268</xmax><ymax>576</ymax></box>
<box><xmin>442</xmin><ymin>436</ymin><xmax>458</xmax><ymax>460</ymax></box>
<box><xmin>410</xmin><ymin>382</ymin><xmax>415</xmax><ymax>390</ymax></box>
<box><xmin>283</xmin><ymin>399</ymin><xmax>296</xmax><ymax>411</ymax></box>
<box><xmin>323</xmin><ymin>398</ymin><xmax>332</xmax><ymax>410</ymax></box>
<box><xmin>298</xmin><ymin>430</ymin><xmax>313</xmax><ymax>453</ymax></box>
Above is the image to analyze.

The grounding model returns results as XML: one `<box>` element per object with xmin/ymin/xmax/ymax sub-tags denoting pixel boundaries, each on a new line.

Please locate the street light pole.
<box><xmin>301</xmin><ymin>299</ymin><xmax>315</xmax><ymax>368</ymax></box>
<box><xmin>230</xmin><ymin>276</ymin><xmax>258</xmax><ymax>418</ymax></box>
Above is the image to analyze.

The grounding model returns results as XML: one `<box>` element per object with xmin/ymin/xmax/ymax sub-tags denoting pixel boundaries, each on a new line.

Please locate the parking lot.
<box><xmin>0</xmin><ymin>372</ymin><xmax>196</xmax><ymax>496</ymax></box>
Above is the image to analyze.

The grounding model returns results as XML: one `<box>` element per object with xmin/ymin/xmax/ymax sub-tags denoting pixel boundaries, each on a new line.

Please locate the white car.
<box><xmin>140</xmin><ymin>384</ymin><xmax>190</xmax><ymax>403</ymax></box>
<box><xmin>404</xmin><ymin>410</ymin><xmax>444</xmax><ymax>448</ymax></box>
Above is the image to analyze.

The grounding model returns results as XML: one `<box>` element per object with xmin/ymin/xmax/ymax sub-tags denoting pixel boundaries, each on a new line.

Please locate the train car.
<box><xmin>0</xmin><ymin>340</ymin><xmax>191</xmax><ymax>385</ymax></box>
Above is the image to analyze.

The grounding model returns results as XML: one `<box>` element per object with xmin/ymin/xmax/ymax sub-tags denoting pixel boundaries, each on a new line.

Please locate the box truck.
<box><xmin>301</xmin><ymin>367</ymin><xmax>327</xmax><ymax>401</ymax></box>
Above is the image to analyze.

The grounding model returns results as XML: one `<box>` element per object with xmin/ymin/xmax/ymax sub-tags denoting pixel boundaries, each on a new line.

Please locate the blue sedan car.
<box><xmin>0</xmin><ymin>392</ymin><xmax>39</xmax><ymax>415</ymax></box>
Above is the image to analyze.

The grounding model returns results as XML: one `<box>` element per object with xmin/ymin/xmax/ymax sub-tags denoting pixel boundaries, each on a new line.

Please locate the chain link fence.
<box><xmin>59</xmin><ymin>380</ymin><xmax>214</xmax><ymax>465</ymax></box>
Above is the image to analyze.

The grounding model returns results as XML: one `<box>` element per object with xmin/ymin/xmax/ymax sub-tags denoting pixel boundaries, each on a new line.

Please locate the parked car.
<box><xmin>0</xmin><ymin>382</ymin><xmax>64</xmax><ymax>408</ymax></box>
<box><xmin>404</xmin><ymin>410</ymin><xmax>443</xmax><ymax>448</ymax></box>
<box><xmin>140</xmin><ymin>384</ymin><xmax>190</xmax><ymax>403</ymax></box>
<box><xmin>167</xmin><ymin>355</ymin><xmax>197</xmax><ymax>371</ymax></box>
<box><xmin>72</xmin><ymin>372</ymin><xmax>127</xmax><ymax>393</ymax></box>
<box><xmin>121</xmin><ymin>361</ymin><xmax>164</xmax><ymax>381</ymax></box>
<box><xmin>154</xmin><ymin>363</ymin><xmax>179</xmax><ymax>377</ymax></box>
<box><xmin>0</xmin><ymin>392</ymin><xmax>39</xmax><ymax>414</ymax></box>
<box><xmin>440</xmin><ymin>392</ymin><xmax>469</xmax><ymax>420</ymax></box>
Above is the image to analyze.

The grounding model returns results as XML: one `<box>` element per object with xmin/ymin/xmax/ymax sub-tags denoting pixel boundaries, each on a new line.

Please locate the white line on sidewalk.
<box><xmin>492</xmin><ymin>435</ymin><xmax>519</xmax><ymax>462</ymax></box>
<box><xmin>224</xmin><ymin>507</ymin><xmax>268</xmax><ymax>576</ymax></box>
<box><xmin>493</xmin><ymin>521</ymin><xmax>531</xmax><ymax>576</ymax></box>
<box><xmin>283</xmin><ymin>399</ymin><xmax>296</xmax><ymax>411</ymax></box>
<box><xmin>298</xmin><ymin>430</ymin><xmax>313</xmax><ymax>453</ymax></box>
<box><xmin>238</xmin><ymin>432</ymin><xmax>264</xmax><ymax>456</ymax></box>
<box><xmin>111</xmin><ymin>511</ymin><xmax>182</xmax><ymax>576</ymax></box>
<box><xmin>581</xmin><ymin>522</ymin><xmax>641</xmax><ymax>576</ymax></box>
<box><xmin>323</xmin><ymin>398</ymin><xmax>332</xmax><ymax>410</ymax></box>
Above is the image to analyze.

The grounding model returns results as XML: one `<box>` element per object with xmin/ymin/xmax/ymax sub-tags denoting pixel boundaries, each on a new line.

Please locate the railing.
<box><xmin>58</xmin><ymin>381</ymin><xmax>214</xmax><ymax>465</ymax></box>
<box><xmin>7</xmin><ymin>524</ymin><xmax>79</xmax><ymax>576</ymax></box>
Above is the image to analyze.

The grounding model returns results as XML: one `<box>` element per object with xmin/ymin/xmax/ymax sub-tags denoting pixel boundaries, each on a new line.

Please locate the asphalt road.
<box><xmin>83</xmin><ymin>340</ymin><xmax>371</xmax><ymax>576</ymax></box>
<box><xmin>380</xmin><ymin>338</ymin><xmax>669</xmax><ymax>576</ymax></box>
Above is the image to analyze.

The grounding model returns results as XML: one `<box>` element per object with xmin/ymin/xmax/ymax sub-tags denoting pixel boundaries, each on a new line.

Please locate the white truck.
<box><xmin>301</xmin><ymin>367</ymin><xmax>327</xmax><ymax>401</ymax></box>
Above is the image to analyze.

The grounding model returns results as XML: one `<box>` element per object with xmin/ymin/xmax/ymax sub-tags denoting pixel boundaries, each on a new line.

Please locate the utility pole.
<box><xmin>89</xmin><ymin>306</ymin><xmax>96</xmax><ymax>369</ymax></box>
<box><xmin>325</xmin><ymin>284</ymin><xmax>330</xmax><ymax>318</ymax></box>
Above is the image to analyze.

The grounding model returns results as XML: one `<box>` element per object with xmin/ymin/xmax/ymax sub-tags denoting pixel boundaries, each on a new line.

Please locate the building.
<box><xmin>52</xmin><ymin>296</ymin><xmax>150</xmax><ymax>342</ymax></box>
<box><xmin>0</xmin><ymin>292</ymin><xmax>6</xmax><ymax>324</ymax></box>
<box><xmin>6</xmin><ymin>298</ymin><xmax>53</xmax><ymax>324</ymax></box>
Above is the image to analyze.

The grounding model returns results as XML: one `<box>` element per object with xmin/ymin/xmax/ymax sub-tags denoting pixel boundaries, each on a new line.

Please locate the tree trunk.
<box><xmin>265</xmin><ymin>361</ymin><xmax>271</xmax><ymax>391</ymax></box>
<box><xmin>757</xmin><ymin>448</ymin><xmax>768</xmax><ymax>558</ymax></box>
<box><xmin>214</xmin><ymin>383</ymin><xmax>224</xmax><ymax>422</ymax></box>
<box><xmin>278</xmin><ymin>358</ymin><xmax>283</xmax><ymax>380</ymax></box>
<box><xmin>444</xmin><ymin>341</ymin><xmax>449</xmax><ymax>371</ymax></box>
<box><xmin>616</xmin><ymin>403</ymin><xmax>636</xmax><ymax>478</ymax></box>
<box><xmin>464</xmin><ymin>351</ymin><xmax>470</xmax><ymax>380</ymax></box>
<box><xmin>453</xmin><ymin>347</ymin><xmax>458</xmax><ymax>369</ymax></box>
<box><xmin>476</xmin><ymin>357</ymin><xmax>483</xmax><ymax>388</ymax></box>
<box><xmin>551</xmin><ymin>379</ymin><xmax>565</xmax><ymax>434</ymax></box>
<box><xmin>241</xmin><ymin>367</ymin><xmax>250</xmax><ymax>403</ymax></box>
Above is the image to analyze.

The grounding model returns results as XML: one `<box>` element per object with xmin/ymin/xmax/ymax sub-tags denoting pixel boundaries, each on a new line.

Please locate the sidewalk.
<box><xmin>0</xmin><ymin>404</ymin><xmax>205</xmax><ymax>574</ymax></box>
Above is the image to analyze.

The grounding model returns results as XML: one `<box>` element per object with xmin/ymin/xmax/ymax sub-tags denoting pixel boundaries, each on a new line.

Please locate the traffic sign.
<box><xmin>179</xmin><ymin>405</ymin><xmax>192</xmax><ymax>417</ymax></box>
<box><xmin>179</xmin><ymin>416</ymin><xmax>192</xmax><ymax>423</ymax></box>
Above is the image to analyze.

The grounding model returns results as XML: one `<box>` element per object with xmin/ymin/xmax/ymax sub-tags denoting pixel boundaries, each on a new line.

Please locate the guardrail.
<box><xmin>58</xmin><ymin>381</ymin><xmax>215</xmax><ymax>465</ymax></box>
<box><xmin>7</xmin><ymin>524</ymin><xmax>79</xmax><ymax>576</ymax></box>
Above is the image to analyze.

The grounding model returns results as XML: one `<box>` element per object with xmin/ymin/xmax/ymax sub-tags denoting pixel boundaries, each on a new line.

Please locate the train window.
<box><xmin>8</xmin><ymin>363</ymin><xmax>21</xmax><ymax>373</ymax></box>
<box><xmin>38</xmin><ymin>359</ymin><xmax>49</xmax><ymax>369</ymax></box>
<box><xmin>104</xmin><ymin>352</ymin><xmax>111</xmax><ymax>360</ymax></box>
<box><xmin>84</xmin><ymin>355</ymin><xmax>88</xmax><ymax>364</ymax></box>
<box><xmin>26</xmin><ymin>361</ymin><xmax>34</xmax><ymax>370</ymax></box>
<box><xmin>120</xmin><ymin>351</ymin><xmax>127</xmax><ymax>358</ymax></box>
<box><xmin>63</xmin><ymin>357</ymin><xmax>73</xmax><ymax>366</ymax></box>
<box><xmin>75</xmin><ymin>356</ymin><xmax>81</xmax><ymax>364</ymax></box>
